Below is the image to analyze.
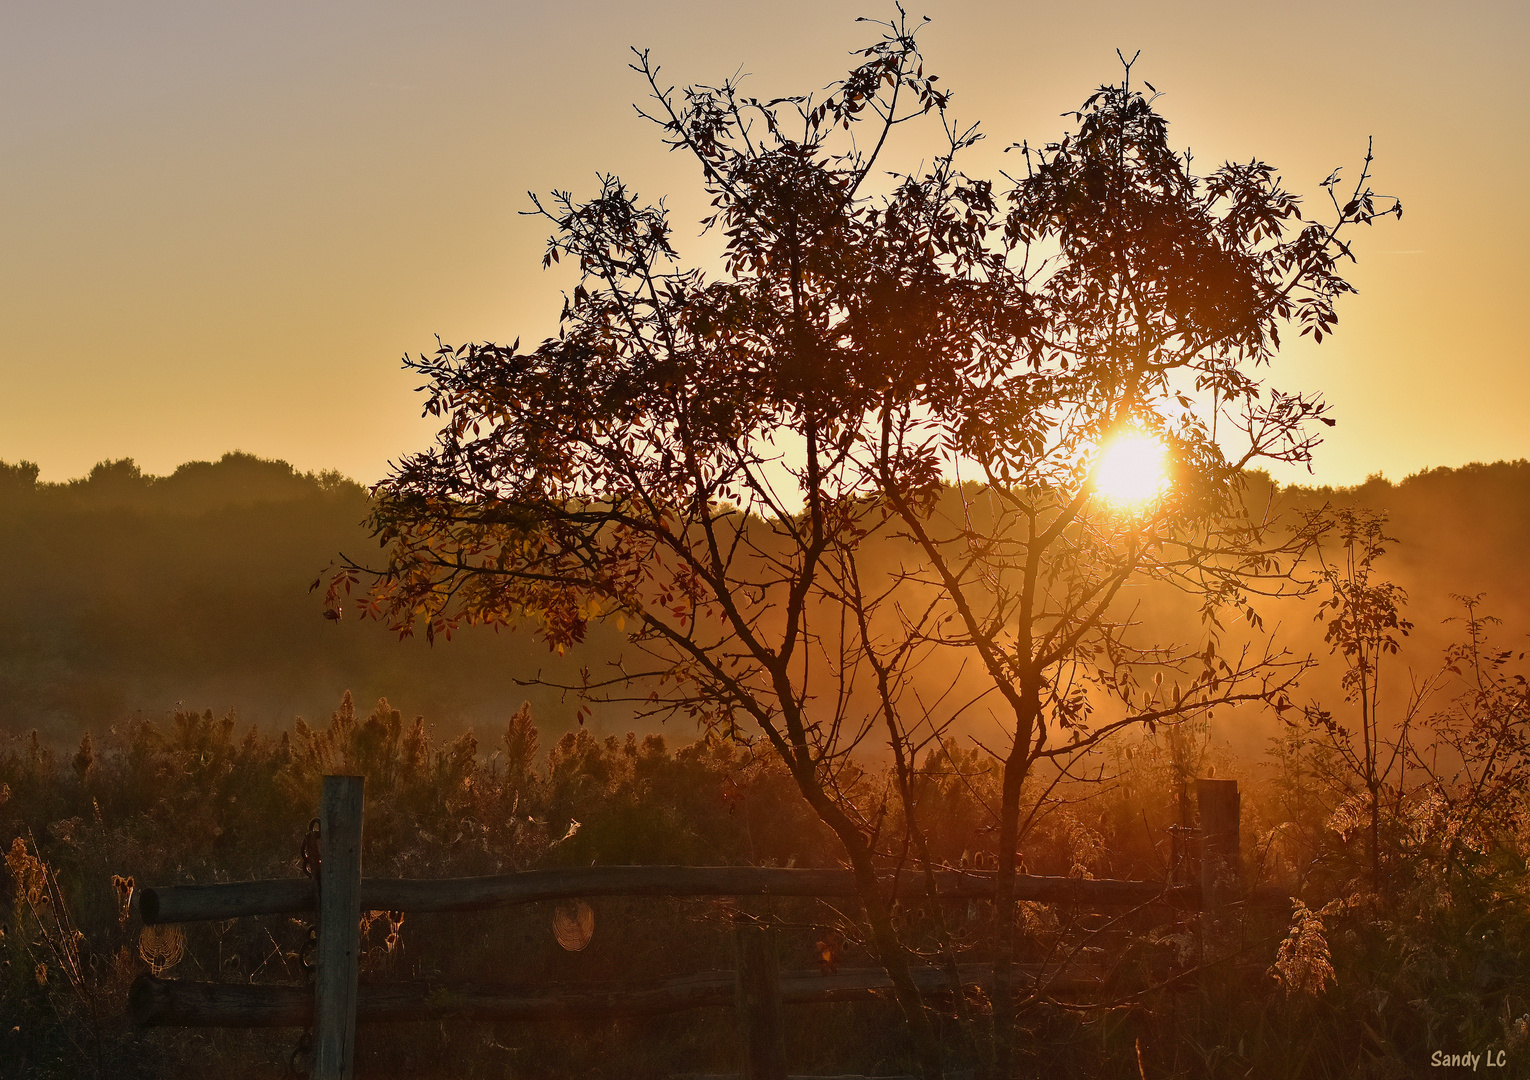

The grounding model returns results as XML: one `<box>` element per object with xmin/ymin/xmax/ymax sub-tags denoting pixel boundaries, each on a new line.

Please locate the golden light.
<box><xmin>1091</xmin><ymin>432</ymin><xmax>1169</xmax><ymax>506</ymax></box>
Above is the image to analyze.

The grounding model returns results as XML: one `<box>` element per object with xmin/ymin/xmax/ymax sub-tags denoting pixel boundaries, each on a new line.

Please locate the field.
<box><xmin>6</xmin><ymin>673</ymin><xmax>1530</xmax><ymax>1077</ymax></box>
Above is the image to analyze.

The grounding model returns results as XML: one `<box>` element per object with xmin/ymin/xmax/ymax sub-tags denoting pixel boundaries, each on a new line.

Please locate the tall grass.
<box><xmin>4</xmin><ymin>674</ymin><xmax>1529</xmax><ymax>1078</ymax></box>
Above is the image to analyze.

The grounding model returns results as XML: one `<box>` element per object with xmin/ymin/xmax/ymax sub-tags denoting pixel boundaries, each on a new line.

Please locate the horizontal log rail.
<box><xmin>130</xmin><ymin>962</ymin><xmax>1105</xmax><ymax>1029</ymax></box>
<box><xmin>141</xmin><ymin>865</ymin><xmax>1289</xmax><ymax>924</ymax></box>
<box><xmin>131</xmin><ymin>776</ymin><xmax>1273</xmax><ymax>1080</ymax></box>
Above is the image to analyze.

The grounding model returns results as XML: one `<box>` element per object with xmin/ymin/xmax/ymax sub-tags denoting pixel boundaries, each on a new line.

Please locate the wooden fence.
<box><xmin>129</xmin><ymin>776</ymin><xmax>1272</xmax><ymax>1080</ymax></box>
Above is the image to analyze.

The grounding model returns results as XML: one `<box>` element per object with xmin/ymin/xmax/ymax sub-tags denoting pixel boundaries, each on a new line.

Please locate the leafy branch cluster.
<box><xmin>326</xmin><ymin>14</ymin><xmax>1400</xmax><ymax>1077</ymax></box>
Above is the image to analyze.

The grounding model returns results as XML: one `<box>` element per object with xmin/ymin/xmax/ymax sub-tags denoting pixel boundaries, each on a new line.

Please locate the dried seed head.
<box><xmin>1271</xmin><ymin>900</ymin><xmax>1335</xmax><ymax>999</ymax></box>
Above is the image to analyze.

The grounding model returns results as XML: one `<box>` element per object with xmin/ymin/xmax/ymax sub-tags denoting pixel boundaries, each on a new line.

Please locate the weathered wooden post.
<box><xmin>732</xmin><ymin>915</ymin><xmax>786</xmax><ymax>1080</ymax></box>
<box><xmin>1196</xmin><ymin>778</ymin><xmax>1240</xmax><ymax>911</ymax></box>
<box><xmin>1196</xmin><ymin>776</ymin><xmax>1241</xmax><ymax>988</ymax></box>
<box><xmin>313</xmin><ymin>776</ymin><xmax>364</xmax><ymax>1080</ymax></box>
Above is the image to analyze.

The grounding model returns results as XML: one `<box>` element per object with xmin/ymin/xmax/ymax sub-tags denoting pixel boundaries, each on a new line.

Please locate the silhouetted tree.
<box><xmin>1299</xmin><ymin>508</ymin><xmax>1427</xmax><ymax>888</ymax></box>
<box><xmin>337</xmin><ymin>16</ymin><xmax>1398</xmax><ymax>1077</ymax></box>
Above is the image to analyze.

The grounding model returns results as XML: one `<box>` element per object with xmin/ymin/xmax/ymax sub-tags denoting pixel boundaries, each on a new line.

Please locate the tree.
<box><xmin>1301</xmin><ymin>508</ymin><xmax>1426</xmax><ymax>887</ymax></box>
<box><xmin>1420</xmin><ymin>597</ymin><xmax>1530</xmax><ymax>876</ymax></box>
<box><xmin>332</xmin><ymin>16</ymin><xmax>1397</xmax><ymax>1077</ymax></box>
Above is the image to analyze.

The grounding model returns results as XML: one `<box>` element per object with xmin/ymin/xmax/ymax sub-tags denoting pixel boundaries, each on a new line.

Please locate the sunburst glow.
<box><xmin>1092</xmin><ymin>433</ymin><xmax>1169</xmax><ymax>506</ymax></box>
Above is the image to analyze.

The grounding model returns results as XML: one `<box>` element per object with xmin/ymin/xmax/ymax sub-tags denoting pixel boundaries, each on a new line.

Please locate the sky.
<box><xmin>1</xmin><ymin>0</ymin><xmax>1525</xmax><ymax>488</ymax></box>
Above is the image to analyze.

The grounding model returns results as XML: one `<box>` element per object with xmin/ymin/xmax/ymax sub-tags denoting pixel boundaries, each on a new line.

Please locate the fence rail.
<box><xmin>131</xmin><ymin>774</ymin><xmax>1275</xmax><ymax>1080</ymax></box>
<box><xmin>129</xmin><ymin>962</ymin><xmax>1110</xmax><ymax>1029</ymax></box>
<box><xmin>139</xmin><ymin>865</ymin><xmax>1284</xmax><ymax>925</ymax></box>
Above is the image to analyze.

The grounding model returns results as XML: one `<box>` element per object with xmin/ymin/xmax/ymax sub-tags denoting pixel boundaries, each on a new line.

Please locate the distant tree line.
<box><xmin>2</xmin><ymin>451</ymin><xmax>1529</xmax><ymax>748</ymax></box>
<box><xmin>0</xmin><ymin>453</ymin><xmax>598</xmax><ymax>739</ymax></box>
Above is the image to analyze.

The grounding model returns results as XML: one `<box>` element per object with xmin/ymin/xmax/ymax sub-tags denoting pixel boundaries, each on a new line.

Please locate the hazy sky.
<box><xmin>2</xmin><ymin>0</ymin><xmax>1525</xmax><ymax>487</ymax></box>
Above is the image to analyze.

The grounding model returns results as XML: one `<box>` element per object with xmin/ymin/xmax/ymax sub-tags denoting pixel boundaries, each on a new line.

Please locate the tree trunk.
<box><xmin>990</xmin><ymin>717</ymin><xmax>1035</xmax><ymax>1079</ymax></box>
<box><xmin>785</xmin><ymin>757</ymin><xmax>945</xmax><ymax>1079</ymax></box>
<box><xmin>851</xmin><ymin>857</ymin><xmax>945</xmax><ymax>1080</ymax></box>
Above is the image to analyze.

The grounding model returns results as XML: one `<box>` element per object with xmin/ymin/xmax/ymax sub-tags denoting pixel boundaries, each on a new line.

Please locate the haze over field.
<box><xmin>2</xmin><ymin>0</ymin><xmax>1524</xmax><ymax>786</ymax></box>
<box><xmin>3</xmin><ymin>452</ymin><xmax>1526</xmax><ymax>751</ymax></box>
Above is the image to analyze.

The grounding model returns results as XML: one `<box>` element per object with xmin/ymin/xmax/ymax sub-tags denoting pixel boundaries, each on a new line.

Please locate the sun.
<box><xmin>1091</xmin><ymin>432</ymin><xmax>1169</xmax><ymax>506</ymax></box>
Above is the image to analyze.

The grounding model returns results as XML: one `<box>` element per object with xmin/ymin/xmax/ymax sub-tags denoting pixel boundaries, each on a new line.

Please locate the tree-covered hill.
<box><xmin>0</xmin><ymin>453</ymin><xmax>605</xmax><ymax>742</ymax></box>
<box><xmin>1288</xmin><ymin>461</ymin><xmax>1530</xmax><ymax>634</ymax></box>
<box><xmin>2</xmin><ymin>452</ymin><xmax>1527</xmax><ymax>747</ymax></box>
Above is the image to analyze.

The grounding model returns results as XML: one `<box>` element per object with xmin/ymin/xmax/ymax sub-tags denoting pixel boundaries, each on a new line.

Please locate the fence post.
<box><xmin>733</xmin><ymin>916</ymin><xmax>787</xmax><ymax>1080</ymax></box>
<box><xmin>313</xmin><ymin>776</ymin><xmax>364</xmax><ymax>1080</ymax></box>
<box><xmin>1195</xmin><ymin>778</ymin><xmax>1240</xmax><ymax>911</ymax></box>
